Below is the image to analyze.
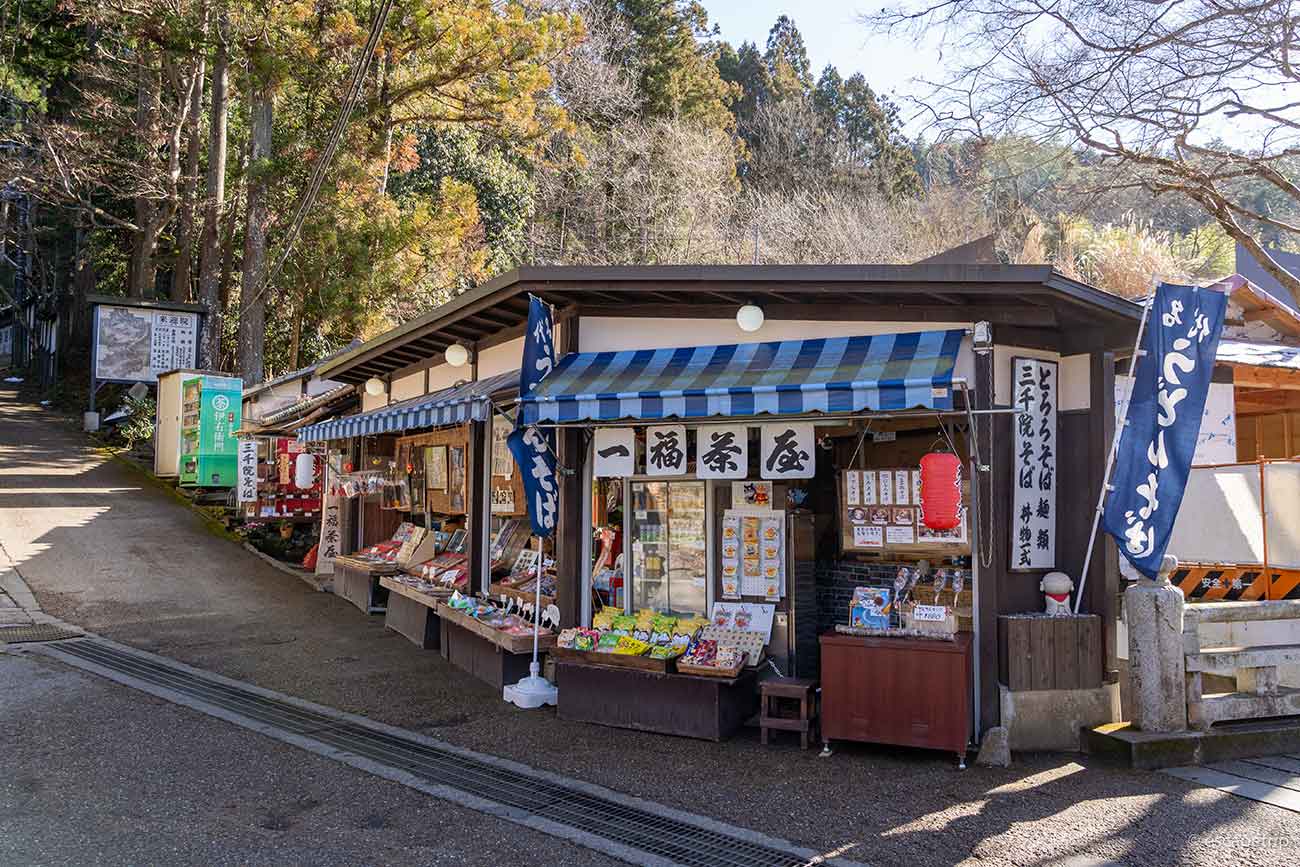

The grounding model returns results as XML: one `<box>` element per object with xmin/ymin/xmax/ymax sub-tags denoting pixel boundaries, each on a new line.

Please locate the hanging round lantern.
<box><xmin>294</xmin><ymin>453</ymin><xmax>317</xmax><ymax>490</ymax></box>
<box><xmin>920</xmin><ymin>451</ymin><xmax>962</xmax><ymax>530</ymax></box>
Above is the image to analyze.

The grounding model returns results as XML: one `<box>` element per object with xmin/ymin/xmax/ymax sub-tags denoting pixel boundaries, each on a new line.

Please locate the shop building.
<box><xmin>304</xmin><ymin>265</ymin><xmax>1142</xmax><ymax>751</ymax></box>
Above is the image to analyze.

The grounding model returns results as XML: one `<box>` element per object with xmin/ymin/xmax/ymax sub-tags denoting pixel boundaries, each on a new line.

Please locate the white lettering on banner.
<box><xmin>1011</xmin><ymin>357</ymin><xmax>1057</xmax><ymax>570</ymax></box>
<box><xmin>236</xmin><ymin>440</ymin><xmax>259</xmax><ymax>503</ymax></box>
<box><xmin>1119</xmin><ymin>297</ymin><xmax>1215</xmax><ymax>560</ymax></box>
<box><xmin>525</xmin><ymin>431</ymin><xmax>558</xmax><ymax>532</ymax></box>
<box><xmin>645</xmin><ymin>425</ymin><xmax>687</xmax><ymax>475</ymax></box>
<box><xmin>760</xmin><ymin>423</ymin><xmax>815</xmax><ymax>479</ymax></box>
<box><xmin>696</xmin><ymin>425</ymin><xmax>748</xmax><ymax>479</ymax></box>
<box><xmin>593</xmin><ymin>427</ymin><xmax>636</xmax><ymax>477</ymax></box>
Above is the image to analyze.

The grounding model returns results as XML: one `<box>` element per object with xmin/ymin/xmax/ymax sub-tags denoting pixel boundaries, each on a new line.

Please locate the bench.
<box><xmin>1183</xmin><ymin>599</ymin><xmax>1300</xmax><ymax>730</ymax></box>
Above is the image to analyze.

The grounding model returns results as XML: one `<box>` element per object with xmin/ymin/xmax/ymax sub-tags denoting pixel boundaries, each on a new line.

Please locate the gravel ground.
<box><xmin>0</xmin><ymin>650</ymin><xmax>619</xmax><ymax>867</ymax></box>
<box><xmin>4</xmin><ymin>386</ymin><xmax>1300</xmax><ymax>866</ymax></box>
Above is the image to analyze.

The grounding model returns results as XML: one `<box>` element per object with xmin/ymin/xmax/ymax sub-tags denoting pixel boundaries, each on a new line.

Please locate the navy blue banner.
<box><xmin>510</xmin><ymin>296</ymin><xmax>558</xmax><ymax>537</ymax></box>
<box><xmin>1102</xmin><ymin>282</ymin><xmax>1228</xmax><ymax>578</ymax></box>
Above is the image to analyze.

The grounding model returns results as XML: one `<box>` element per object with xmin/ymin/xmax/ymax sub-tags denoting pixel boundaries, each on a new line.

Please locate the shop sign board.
<box><xmin>1011</xmin><ymin>357</ymin><xmax>1058</xmax><ymax>570</ymax></box>
<box><xmin>92</xmin><ymin>304</ymin><xmax>199</xmax><ymax>383</ymax></box>
<box><xmin>695</xmin><ymin>425</ymin><xmax>748</xmax><ymax>479</ymax></box>
<box><xmin>759</xmin><ymin>422</ymin><xmax>815</xmax><ymax>479</ymax></box>
<box><xmin>236</xmin><ymin>439</ymin><xmax>259</xmax><ymax>503</ymax></box>
<box><xmin>645</xmin><ymin>424</ymin><xmax>687</xmax><ymax>475</ymax></box>
<box><xmin>593</xmin><ymin>427</ymin><xmax>636</xmax><ymax>477</ymax></box>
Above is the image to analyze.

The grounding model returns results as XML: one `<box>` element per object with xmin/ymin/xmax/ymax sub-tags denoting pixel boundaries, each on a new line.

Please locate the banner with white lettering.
<box><xmin>696</xmin><ymin>425</ymin><xmax>748</xmax><ymax>479</ymax></box>
<box><xmin>760</xmin><ymin>422</ymin><xmax>815</xmax><ymax>479</ymax></box>
<box><xmin>1010</xmin><ymin>357</ymin><xmax>1057</xmax><ymax>570</ymax></box>
<box><xmin>507</xmin><ymin>295</ymin><xmax>559</xmax><ymax>537</ymax></box>
<box><xmin>236</xmin><ymin>439</ymin><xmax>259</xmax><ymax>504</ymax></box>
<box><xmin>593</xmin><ymin>427</ymin><xmax>635</xmax><ymax>477</ymax></box>
<box><xmin>1103</xmin><ymin>282</ymin><xmax>1228</xmax><ymax>578</ymax></box>
<box><xmin>645</xmin><ymin>425</ymin><xmax>687</xmax><ymax>475</ymax></box>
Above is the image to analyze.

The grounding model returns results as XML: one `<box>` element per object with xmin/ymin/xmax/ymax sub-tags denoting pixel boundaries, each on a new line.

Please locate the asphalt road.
<box><xmin>0</xmin><ymin>649</ymin><xmax>619</xmax><ymax>867</ymax></box>
<box><xmin>4</xmin><ymin>385</ymin><xmax>1300</xmax><ymax>866</ymax></box>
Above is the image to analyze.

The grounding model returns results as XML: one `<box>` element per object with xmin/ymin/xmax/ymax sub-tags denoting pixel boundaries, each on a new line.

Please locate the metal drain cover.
<box><xmin>0</xmin><ymin>624</ymin><xmax>84</xmax><ymax>644</ymax></box>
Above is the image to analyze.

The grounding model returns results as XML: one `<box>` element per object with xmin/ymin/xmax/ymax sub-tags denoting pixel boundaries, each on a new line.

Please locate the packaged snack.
<box><xmin>596</xmin><ymin>633</ymin><xmax>622</xmax><ymax>652</ymax></box>
<box><xmin>613</xmin><ymin>636</ymin><xmax>651</xmax><ymax>655</ymax></box>
<box><xmin>557</xmin><ymin>628</ymin><xmax>580</xmax><ymax>649</ymax></box>
<box><xmin>610</xmin><ymin>615</ymin><xmax>636</xmax><ymax>635</ymax></box>
<box><xmin>574</xmin><ymin>629</ymin><xmax>599</xmax><ymax>651</ymax></box>
<box><xmin>648</xmin><ymin>645</ymin><xmax>684</xmax><ymax>660</ymax></box>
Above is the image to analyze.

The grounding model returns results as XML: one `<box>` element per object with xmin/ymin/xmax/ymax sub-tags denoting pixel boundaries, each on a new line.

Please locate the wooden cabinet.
<box><xmin>819</xmin><ymin>632</ymin><xmax>973</xmax><ymax>766</ymax></box>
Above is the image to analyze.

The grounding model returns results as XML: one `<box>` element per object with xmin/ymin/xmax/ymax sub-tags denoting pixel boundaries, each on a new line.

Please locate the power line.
<box><xmin>249</xmin><ymin>0</ymin><xmax>395</xmax><ymax>307</ymax></box>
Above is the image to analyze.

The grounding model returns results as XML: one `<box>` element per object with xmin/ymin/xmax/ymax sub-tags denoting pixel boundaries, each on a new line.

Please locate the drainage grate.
<box><xmin>44</xmin><ymin>639</ymin><xmax>825</xmax><ymax>867</ymax></box>
<box><xmin>0</xmin><ymin>624</ymin><xmax>84</xmax><ymax>644</ymax></box>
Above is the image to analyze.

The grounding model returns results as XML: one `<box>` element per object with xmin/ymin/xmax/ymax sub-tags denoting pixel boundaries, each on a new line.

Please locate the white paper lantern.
<box><xmin>294</xmin><ymin>452</ymin><xmax>316</xmax><ymax>489</ymax></box>
<box><xmin>364</xmin><ymin>377</ymin><xmax>386</xmax><ymax>396</ymax></box>
<box><xmin>445</xmin><ymin>343</ymin><xmax>470</xmax><ymax>367</ymax></box>
<box><xmin>736</xmin><ymin>303</ymin><xmax>765</xmax><ymax>333</ymax></box>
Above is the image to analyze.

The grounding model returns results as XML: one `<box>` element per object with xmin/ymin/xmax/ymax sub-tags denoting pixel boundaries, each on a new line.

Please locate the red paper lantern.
<box><xmin>920</xmin><ymin>451</ymin><xmax>962</xmax><ymax>530</ymax></box>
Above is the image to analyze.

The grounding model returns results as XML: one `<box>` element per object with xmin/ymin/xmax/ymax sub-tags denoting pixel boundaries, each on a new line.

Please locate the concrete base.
<box><xmin>999</xmin><ymin>682</ymin><xmax>1121</xmax><ymax>752</ymax></box>
<box><xmin>1083</xmin><ymin>718</ymin><xmax>1300</xmax><ymax>770</ymax></box>
<box><xmin>83</xmin><ymin>411</ymin><xmax>100</xmax><ymax>432</ymax></box>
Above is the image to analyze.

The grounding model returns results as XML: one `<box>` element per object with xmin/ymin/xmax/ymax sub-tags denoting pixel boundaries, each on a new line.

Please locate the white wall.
<box><xmin>390</xmin><ymin>371</ymin><xmax>424</xmax><ymax>402</ymax></box>
<box><xmin>427</xmin><ymin>363</ymin><xmax>467</xmax><ymax>393</ymax></box>
<box><xmin>477</xmin><ymin>336</ymin><xmax>525</xmax><ymax>379</ymax></box>
<box><xmin>361</xmin><ymin>389</ymin><xmax>387</xmax><ymax>411</ymax></box>
<box><xmin>992</xmin><ymin>346</ymin><xmax>1091</xmax><ymax>412</ymax></box>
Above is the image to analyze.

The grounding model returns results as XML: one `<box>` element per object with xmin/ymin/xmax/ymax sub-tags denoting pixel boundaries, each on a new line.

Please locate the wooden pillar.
<box><xmin>554</xmin><ymin>314</ymin><xmax>583</xmax><ymax>628</ymax></box>
<box><xmin>468</xmin><ymin>419</ymin><xmax>488</xmax><ymax>590</ymax></box>
<box><xmin>1085</xmin><ymin>347</ymin><xmax>1119</xmax><ymax>682</ymax></box>
<box><xmin>973</xmin><ymin>340</ymin><xmax>1002</xmax><ymax>732</ymax></box>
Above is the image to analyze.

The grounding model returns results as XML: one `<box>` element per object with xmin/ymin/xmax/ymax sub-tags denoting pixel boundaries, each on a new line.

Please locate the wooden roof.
<box><xmin>319</xmin><ymin>265</ymin><xmax>1144</xmax><ymax>385</ymax></box>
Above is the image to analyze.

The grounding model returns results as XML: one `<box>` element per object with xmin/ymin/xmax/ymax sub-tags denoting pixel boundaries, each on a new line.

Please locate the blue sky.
<box><xmin>699</xmin><ymin>1</ymin><xmax>939</xmax><ymax>104</ymax></box>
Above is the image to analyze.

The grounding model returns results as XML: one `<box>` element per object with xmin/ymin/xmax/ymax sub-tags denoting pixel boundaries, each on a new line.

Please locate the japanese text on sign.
<box><xmin>236</xmin><ymin>440</ymin><xmax>259</xmax><ymax>503</ymax></box>
<box><xmin>760</xmin><ymin>422</ymin><xmax>815</xmax><ymax>479</ymax></box>
<box><xmin>696</xmin><ymin>425</ymin><xmax>748</xmax><ymax>479</ymax></box>
<box><xmin>1011</xmin><ymin>357</ymin><xmax>1057</xmax><ymax>570</ymax></box>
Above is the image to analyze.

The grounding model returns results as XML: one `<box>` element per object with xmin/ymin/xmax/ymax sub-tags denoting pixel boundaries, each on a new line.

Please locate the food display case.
<box><xmin>627</xmin><ymin>480</ymin><xmax>708</xmax><ymax>617</ymax></box>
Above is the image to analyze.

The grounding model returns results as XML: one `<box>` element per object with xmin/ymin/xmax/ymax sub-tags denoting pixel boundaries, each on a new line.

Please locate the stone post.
<box><xmin>1125</xmin><ymin>555</ymin><xmax>1188</xmax><ymax>732</ymax></box>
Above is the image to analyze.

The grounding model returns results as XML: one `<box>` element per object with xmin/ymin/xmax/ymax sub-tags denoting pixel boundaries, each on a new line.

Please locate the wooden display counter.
<box><xmin>379</xmin><ymin>577</ymin><xmax>444</xmax><ymax>650</ymax></box>
<box><xmin>555</xmin><ymin>659</ymin><xmax>759</xmax><ymax>741</ymax></box>
<box><xmin>435</xmin><ymin>602</ymin><xmax>557</xmax><ymax>690</ymax></box>
<box><xmin>819</xmin><ymin>631</ymin><xmax>973</xmax><ymax>767</ymax></box>
<box><xmin>333</xmin><ymin>558</ymin><xmax>394</xmax><ymax>614</ymax></box>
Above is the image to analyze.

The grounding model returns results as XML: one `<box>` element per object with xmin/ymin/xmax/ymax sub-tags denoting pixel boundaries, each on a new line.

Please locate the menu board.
<box><xmin>841</xmin><ymin>468</ymin><xmax>969</xmax><ymax>556</ymax></box>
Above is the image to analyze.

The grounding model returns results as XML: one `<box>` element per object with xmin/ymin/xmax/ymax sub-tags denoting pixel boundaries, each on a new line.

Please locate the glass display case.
<box><xmin>627</xmin><ymin>480</ymin><xmax>707</xmax><ymax>616</ymax></box>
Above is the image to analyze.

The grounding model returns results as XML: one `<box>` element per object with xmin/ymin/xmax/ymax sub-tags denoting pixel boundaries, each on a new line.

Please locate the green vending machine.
<box><xmin>179</xmin><ymin>374</ymin><xmax>243</xmax><ymax>487</ymax></box>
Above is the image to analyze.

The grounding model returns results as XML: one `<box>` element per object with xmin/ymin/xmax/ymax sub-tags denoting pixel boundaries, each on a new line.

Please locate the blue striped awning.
<box><xmin>519</xmin><ymin>330</ymin><xmax>964</xmax><ymax>424</ymax></box>
<box><xmin>297</xmin><ymin>370</ymin><xmax>517</xmax><ymax>442</ymax></box>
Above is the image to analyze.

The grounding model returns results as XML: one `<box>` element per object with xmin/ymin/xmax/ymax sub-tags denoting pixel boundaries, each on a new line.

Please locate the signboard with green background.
<box><xmin>180</xmin><ymin>374</ymin><xmax>243</xmax><ymax>486</ymax></box>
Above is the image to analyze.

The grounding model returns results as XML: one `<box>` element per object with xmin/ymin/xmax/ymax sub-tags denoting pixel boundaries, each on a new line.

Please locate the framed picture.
<box><xmin>426</xmin><ymin>445</ymin><xmax>448</xmax><ymax>491</ymax></box>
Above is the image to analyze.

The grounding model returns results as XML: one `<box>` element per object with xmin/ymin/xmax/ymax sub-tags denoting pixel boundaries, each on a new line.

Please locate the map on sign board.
<box><xmin>94</xmin><ymin>305</ymin><xmax>199</xmax><ymax>383</ymax></box>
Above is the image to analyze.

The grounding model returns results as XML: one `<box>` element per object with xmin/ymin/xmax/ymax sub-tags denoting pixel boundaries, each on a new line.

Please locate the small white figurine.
<box><xmin>1040</xmin><ymin>572</ymin><xmax>1074</xmax><ymax>616</ymax></box>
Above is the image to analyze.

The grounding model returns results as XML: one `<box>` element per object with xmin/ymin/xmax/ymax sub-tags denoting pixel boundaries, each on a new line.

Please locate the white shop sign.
<box><xmin>1011</xmin><ymin>357</ymin><xmax>1058</xmax><ymax>570</ymax></box>
<box><xmin>759</xmin><ymin>422</ymin><xmax>815</xmax><ymax>480</ymax></box>
<box><xmin>645</xmin><ymin>424</ymin><xmax>687</xmax><ymax>475</ymax></box>
<box><xmin>696</xmin><ymin>425</ymin><xmax>748</xmax><ymax>479</ymax></box>
<box><xmin>593</xmin><ymin>427</ymin><xmax>636</xmax><ymax>477</ymax></box>
<box><xmin>236</xmin><ymin>439</ymin><xmax>259</xmax><ymax>503</ymax></box>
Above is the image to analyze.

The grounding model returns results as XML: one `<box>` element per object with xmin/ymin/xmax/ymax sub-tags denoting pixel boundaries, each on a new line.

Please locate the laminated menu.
<box><xmin>720</xmin><ymin>514</ymin><xmax>740</xmax><ymax>599</ymax></box>
<box><xmin>722</xmin><ymin>508</ymin><xmax>785</xmax><ymax>600</ymax></box>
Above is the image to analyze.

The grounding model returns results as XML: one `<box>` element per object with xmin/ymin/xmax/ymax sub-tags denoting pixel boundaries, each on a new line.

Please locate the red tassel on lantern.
<box><xmin>920</xmin><ymin>451</ymin><xmax>962</xmax><ymax>530</ymax></box>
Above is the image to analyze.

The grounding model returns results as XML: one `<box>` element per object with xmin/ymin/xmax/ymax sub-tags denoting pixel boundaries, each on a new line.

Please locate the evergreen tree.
<box><xmin>764</xmin><ymin>15</ymin><xmax>812</xmax><ymax>102</ymax></box>
<box><xmin>716</xmin><ymin>40</ymin><xmax>769</xmax><ymax>130</ymax></box>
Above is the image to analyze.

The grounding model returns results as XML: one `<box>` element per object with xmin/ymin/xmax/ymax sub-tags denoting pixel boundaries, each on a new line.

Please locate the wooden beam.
<box><xmin>575</xmin><ymin>302</ymin><xmax>1055</xmax><ymax>326</ymax></box>
<box><xmin>1226</xmin><ymin>363</ymin><xmax>1300</xmax><ymax>391</ymax></box>
<box><xmin>1234</xmin><ymin>387</ymin><xmax>1300</xmax><ymax>415</ymax></box>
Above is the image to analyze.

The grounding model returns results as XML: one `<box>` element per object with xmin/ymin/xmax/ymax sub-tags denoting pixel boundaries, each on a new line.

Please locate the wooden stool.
<box><xmin>760</xmin><ymin>677</ymin><xmax>818</xmax><ymax>749</ymax></box>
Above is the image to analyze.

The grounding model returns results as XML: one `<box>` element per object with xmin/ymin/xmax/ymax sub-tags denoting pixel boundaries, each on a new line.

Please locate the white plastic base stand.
<box><xmin>503</xmin><ymin>661</ymin><xmax>558</xmax><ymax>709</ymax></box>
<box><xmin>83</xmin><ymin>411</ymin><xmax>100</xmax><ymax>432</ymax></box>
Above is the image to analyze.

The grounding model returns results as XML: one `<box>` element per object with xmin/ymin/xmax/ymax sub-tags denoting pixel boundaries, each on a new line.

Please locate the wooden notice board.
<box><xmin>397</xmin><ymin>426</ymin><xmax>470</xmax><ymax>516</ymax></box>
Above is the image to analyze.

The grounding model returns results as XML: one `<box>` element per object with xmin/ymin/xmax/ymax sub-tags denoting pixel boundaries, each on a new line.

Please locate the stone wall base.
<box><xmin>999</xmin><ymin>682</ymin><xmax>1121</xmax><ymax>752</ymax></box>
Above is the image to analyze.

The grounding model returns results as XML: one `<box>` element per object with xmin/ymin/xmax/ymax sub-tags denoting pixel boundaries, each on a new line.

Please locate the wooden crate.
<box><xmin>550</xmin><ymin>646</ymin><xmax>675</xmax><ymax>674</ymax></box>
<box><xmin>998</xmin><ymin>614</ymin><xmax>1102</xmax><ymax>691</ymax></box>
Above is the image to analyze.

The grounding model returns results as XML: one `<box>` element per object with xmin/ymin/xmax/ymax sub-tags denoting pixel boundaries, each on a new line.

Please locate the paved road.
<box><xmin>4</xmin><ymin>384</ymin><xmax>1300</xmax><ymax>866</ymax></box>
<box><xmin>0</xmin><ymin>648</ymin><xmax>617</xmax><ymax>867</ymax></box>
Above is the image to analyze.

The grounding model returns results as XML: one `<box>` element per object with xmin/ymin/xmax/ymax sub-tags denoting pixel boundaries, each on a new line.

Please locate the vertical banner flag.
<box><xmin>507</xmin><ymin>296</ymin><xmax>559</xmax><ymax>537</ymax></box>
<box><xmin>1102</xmin><ymin>282</ymin><xmax>1228</xmax><ymax>578</ymax></box>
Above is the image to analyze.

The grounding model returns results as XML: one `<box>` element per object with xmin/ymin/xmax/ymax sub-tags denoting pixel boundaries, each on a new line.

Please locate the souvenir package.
<box><xmin>648</xmin><ymin>644</ymin><xmax>685</xmax><ymax>660</ymax></box>
<box><xmin>612</xmin><ymin>636</ymin><xmax>651</xmax><ymax>655</ymax></box>
<box><xmin>592</xmin><ymin>608</ymin><xmax>617</xmax><ymax>631</ymax></box>
<box><xmin>595</xmin><ymin>633</ymin><xmax>622</xmax><ymax>653</ymax></box>
<box><xmin>849</xmin><ymin>586</ymin><xmax>892</xmax><ymax>629</ymax></box>
<box><xmin>683</xmin><ymin>638</ymin><xmax>718</xmax><ymax>666</ymax></box>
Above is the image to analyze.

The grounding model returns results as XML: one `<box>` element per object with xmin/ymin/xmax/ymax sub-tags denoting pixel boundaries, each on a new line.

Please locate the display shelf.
<box><xmin>434</xmin><ymin>601</ymin><xmax>557</xmax><ymax>655</ymax></box>
<box><xmin>489</xmin><ymin>581</ymin><xmax>556</xmax><ymax>611</ymax></box>
<box><xmin>380</xmin><ymin>575</ymin><xmax>450</xmax><ymax>610</ymax></box>
<box><xmin>550</xmin><ymin>646</ymin><xmax>676</xmax><ymax>674</ymax></box>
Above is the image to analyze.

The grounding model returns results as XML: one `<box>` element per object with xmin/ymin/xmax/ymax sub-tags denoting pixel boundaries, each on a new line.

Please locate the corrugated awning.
<box><xmin>297</xmin><ymin>370</ymin><xmax>517</xmax><ymax>442</ymax></box>
<box><xmin>519</xmin><ymin>329</ymin><xmax>964</xmax><ymax>424</ymax></box>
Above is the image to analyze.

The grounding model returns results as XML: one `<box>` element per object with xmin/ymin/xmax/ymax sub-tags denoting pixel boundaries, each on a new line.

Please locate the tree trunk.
<box><xmin>131</xmin><ymin>52</ymin><xmax>160</xmax><ymax>298</ymax></box>
<box><xmin>171</xmin><ymin>32</ymin><xmax>207</xmax><ymax>302</ymax></box>
<box><xmin>197</xmin><ymin>25</ymin><xmax>228</xmax><ymax>368</ymax></box>
<box><xmin>237</xmin><ymin>84</ymin><xmax>273</xmax><ymax>384</ymax></box>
